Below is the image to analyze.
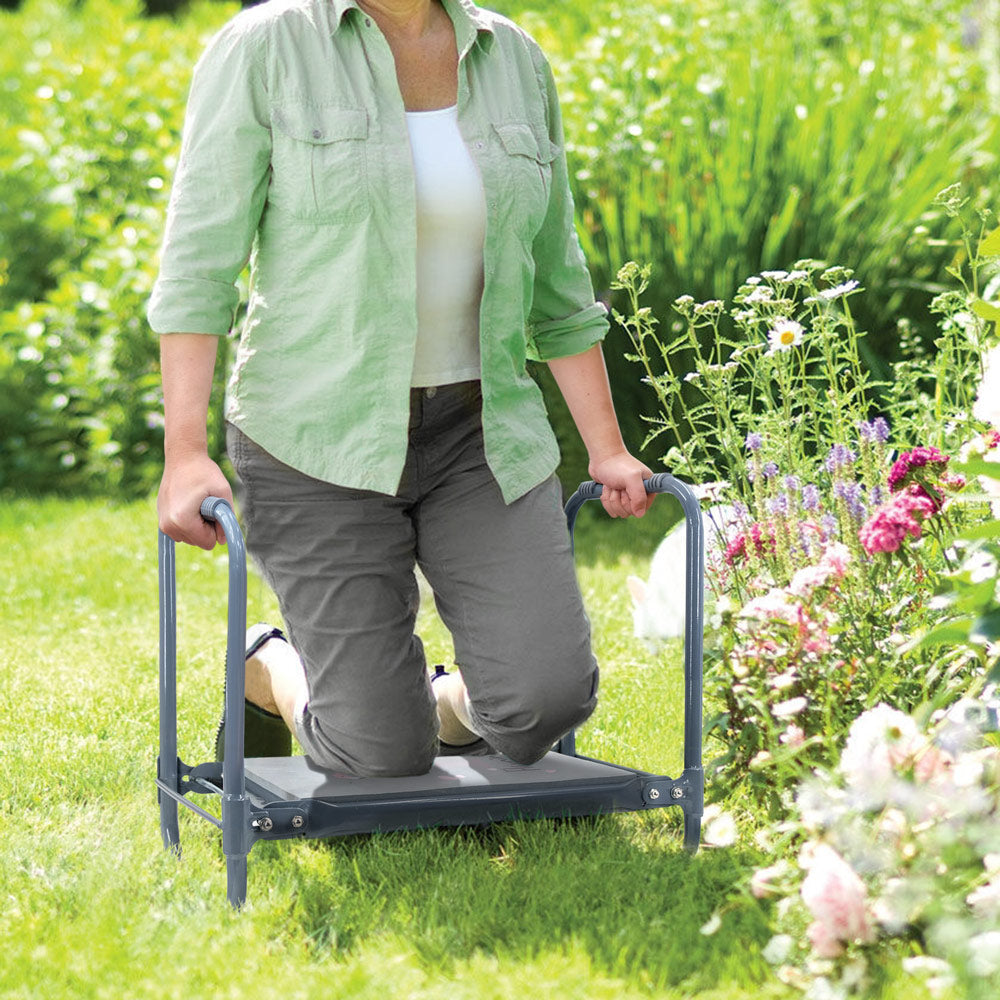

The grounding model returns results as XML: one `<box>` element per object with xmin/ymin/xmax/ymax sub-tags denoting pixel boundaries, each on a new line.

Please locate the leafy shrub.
<box><xmin>0</xmin><ymin>0</ymin><xmax>232</xmax><ymax>494</ymax></box>
<box><xmin>0</xmin><ymin>0</ymin><xmax>997</xmax><ymax>495</ymax></box>
<box><xmin>503</xmin><ymin>0</ymin><xmax>998</xmax><ymax>454</ymax></box>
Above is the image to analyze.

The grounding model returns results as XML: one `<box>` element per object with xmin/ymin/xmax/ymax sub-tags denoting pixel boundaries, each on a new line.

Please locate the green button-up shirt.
<box><xmin>147</xmin><ymin>0</ymin><xmax>608</xmax><ymax>502</ymax></box>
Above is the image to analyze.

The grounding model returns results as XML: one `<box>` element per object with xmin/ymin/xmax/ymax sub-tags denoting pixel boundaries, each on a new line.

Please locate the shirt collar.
<box><xmin>327</xmin><ymin>0</ymin><xmax>494</xmax><ymax>52</ymax></box>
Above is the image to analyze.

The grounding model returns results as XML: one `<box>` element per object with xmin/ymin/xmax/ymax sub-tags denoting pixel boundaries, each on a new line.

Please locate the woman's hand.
<box><xmin>589</xmin><ymin>450</ymin><xmax>654</xmax><ymax>519</ymax></box>
<box><xmin>157</xmin><ymin>451</ymin><xmax>233</xmax><ymax>550</ymax></box>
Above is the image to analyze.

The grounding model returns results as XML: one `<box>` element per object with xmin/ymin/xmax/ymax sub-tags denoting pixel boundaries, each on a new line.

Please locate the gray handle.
<box><xmin>158</xmin><ymin>496</ymin><xmax>250</xmax><ymax>885</ymax></box>
<box><xmin>563</xmin><ymin>473</ymin><xmax>704</xmax><ymax>776</ymax></box>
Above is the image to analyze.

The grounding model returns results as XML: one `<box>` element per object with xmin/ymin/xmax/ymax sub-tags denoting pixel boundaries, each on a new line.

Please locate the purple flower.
<box><xmin>857</xmin><ymin>417</ymin><xmax>891</xmax><ymax>445</ymax></box>
<box><xmin>801</xmin><ymin>483</ymin><xmax>821</xmax><ymax>511</ymax></box>
<box><xmin>733</xmin><ymin>501</ymin><xmax>750</xmax><ymax>521</ymax></box>
<box><xmin>825</xmin><ymin>443</ymin><xmax>857</xmax><ymax>474</ymax></box>
<box><xmin>784</xmin><ymin>475</ymin><xmax>801</xmax><ymax>493</ymax></box>
<box><xmin>820</xmin><ymin>513</ymin><xmax>839</xmax><ymax>540</ymax></box>
<box><xmin>763</xmin><ymin>461</ymin><xmax>780</xmax><ymax>479</ymax></box>
<box><xmin>745</xmin><ymin>432</ymin><xmax>763</xmax><ymax>452</ymax></box>
<box><xmin>767</xmin><ymin>493</ymin><xmax>790</xmax><ymax>515</ymax></box>
<box><xmin>870</xmin><ymin>485</ymin><xmax>884</xmax><ymax>506</ymax></box>
<box><xmin>833</xmin><ymin>479</ymin><xmax>866</xmax><ymax>520</ymax></box>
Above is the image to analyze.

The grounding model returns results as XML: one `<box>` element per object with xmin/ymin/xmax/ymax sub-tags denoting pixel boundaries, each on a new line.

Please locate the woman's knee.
<box><xmin>472</xmin><ymin>659</ymin><xmax>599</xmax><ymax>765</ymax></box>
<box><xmin>297</xmin><ymin>706</ymin><xmax>438</xmax><ymax>777</ymax></box>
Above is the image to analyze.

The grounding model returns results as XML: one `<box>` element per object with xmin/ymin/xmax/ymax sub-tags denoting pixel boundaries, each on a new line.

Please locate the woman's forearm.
<box><xmin>160</xmin><ymin>333</ymin><xmax>219</xmax><ymax>458</ymax></box>
<box><xmin>545</xmin><ymin>343</ymin><xmax>627</xmax><ymax>465</ymax></box>
<box><xmin>158</xmin><ymin>332</ymin><xmax>232</xmax><ymax>549</ymax></box>
<box><xmin>546</xmin><ymin>343</ymin><xmax>653</xmax><ymax>517</ymax></box>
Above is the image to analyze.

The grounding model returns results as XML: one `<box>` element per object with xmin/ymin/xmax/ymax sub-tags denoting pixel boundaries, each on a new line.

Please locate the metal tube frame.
<box><xmin>157</xmin><ymin>475</ymin><xmax>705</xmax><ymax>907</ymax></box>
<box><xmin>563</xmin><ymin>474</ymin><xmax>704</xmax><ymax>848</ymax></box>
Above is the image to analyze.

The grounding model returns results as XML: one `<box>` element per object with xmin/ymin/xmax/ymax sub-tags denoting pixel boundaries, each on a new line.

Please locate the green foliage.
<box><xmin>0</xmin><ymin>0</ymin><xmax>233</xmax><ymax>495</ymax></box>
<box><xmin>0</xmin><ymin>0</ymin><xmax>997</xmax><ymax>495</ymax></box>
<box><xmin>507</xmin><ymin>0</ymin><xmax>998</xmax><ymax>457</ymax></box>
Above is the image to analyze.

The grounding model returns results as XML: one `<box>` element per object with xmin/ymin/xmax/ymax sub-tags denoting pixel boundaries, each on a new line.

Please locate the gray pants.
<box><xmin>226</xmin><ymin>381</ymin><xmax>598</xmax><ymax>777</ymax></box>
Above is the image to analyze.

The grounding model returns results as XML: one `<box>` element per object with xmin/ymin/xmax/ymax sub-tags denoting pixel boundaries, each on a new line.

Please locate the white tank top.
<box><xmin>405</xmin><ymin>105</ymin><xmax>487</xmax><ymax>388</ymax></box>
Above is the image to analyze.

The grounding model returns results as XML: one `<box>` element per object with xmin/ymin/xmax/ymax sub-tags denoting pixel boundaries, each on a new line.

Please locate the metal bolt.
<box><xmin>648</xmin><ymin>788</ymin><xmax>660</xmax><ymax>800</ymax></box>
<box><xmin>291</xmin><ymin>815</ymin><xmax>304</xmax><ymax>829</ymax></box>
<box><xmin>670</xmin><ymin>787</ymin><xmax>684</xmax><ymax>800</ymax></box>
<box><xmin>256</xmin><ymin>816</ymin><xmax>274</xmax><ymax>832</ymax></box>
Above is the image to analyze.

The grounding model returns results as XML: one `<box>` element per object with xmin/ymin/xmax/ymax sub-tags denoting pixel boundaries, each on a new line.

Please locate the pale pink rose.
<box><xmin>779</xmin><ymin>724</ymin><xmax>805</xmax><ymax>748</ymax></box>
<box><xmin>773</xmin><ymin>696</ymin><xmax>808</xmax><ymax>718</ymax></box>
<box><xmin>839</xmin><ymin>704</ymin><xmax>922</xmax><ymax>802</ymax></box>
<box><xmin>807</xmin><ymin>919</ymin><xmax>845</xmax><ymax>958</ymax></box>
<box><xmin>819</xmin><ymin>542</ymin><xmax>851</xmax><ymax>577</ymax></box>
<box><xmin>738</xmin><ymin>588</ymin><xmax>800</xmax><ymax>622</ymax></box>
<box><xmin>789</xmin><ymin>563</ymin><xmax>833</xmax><ymax>597</ymax></box>
<box><xmin>800</xmin><ymin>844</ymin><xmax>874</xmax><ymax>949</ymax></box>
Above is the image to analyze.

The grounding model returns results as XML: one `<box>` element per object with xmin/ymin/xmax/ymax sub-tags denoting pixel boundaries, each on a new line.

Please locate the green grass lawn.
<box><xmin>0</xmin><ymin>497</ymin><xmax>944</xmax><ymax>999</ymax></box>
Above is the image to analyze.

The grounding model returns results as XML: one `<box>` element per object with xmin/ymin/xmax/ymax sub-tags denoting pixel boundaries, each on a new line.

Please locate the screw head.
<box><xmin>291</xmin><ymin>815</ymin><xmax>304</xmax><ymax>829</ymax></box>
<box><xmin>670</xmin><ymin>787</ymin><xmax>684</xmax><ymax>800</ymax></box>
<box><xmin>648</xmin><ymin>788</ymin><xmax>660</xmax><ymax>800</ymax></box>
<box><xmin>258</xmin><ymin>816</ymin><xmax>274</xmax><ymax>832</ymax></box>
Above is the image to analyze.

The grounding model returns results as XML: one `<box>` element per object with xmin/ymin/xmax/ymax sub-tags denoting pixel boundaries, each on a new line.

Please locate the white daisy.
<box><xmin>819</xmin><ymin>280</ymin><xmax>861</xmax><ymax>300</ymax></box>
<box><xmin>767</xmin><ymin>318</ymin><xmax>804</xmax><ymax>352</ymax></box>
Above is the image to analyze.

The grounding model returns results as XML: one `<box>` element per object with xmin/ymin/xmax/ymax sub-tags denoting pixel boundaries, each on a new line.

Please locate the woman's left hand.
<box><xmin>589</xmin><ymin>451</ymin><xmax>655</xmax><ymax>518</ymax></box>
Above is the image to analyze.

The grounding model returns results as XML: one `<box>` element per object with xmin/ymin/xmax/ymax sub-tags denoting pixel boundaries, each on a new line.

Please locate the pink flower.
<box><xmin>724</xmin><ymin>521</ymin><xmax>777</xmax><ymax>567</ymax></box>
<box><xmin>780</xmin><ymin>724</ymin><xmax>805</xmax><ymax>748</ymax></box>
<box><xmin>789</xmin><ymin>563</ymin><xmax>833</xmax><ymax>596</ymax></box>
<box><xmin>773</xmin><ymin>696</ymin><xmax>808</xmax><ymax>718</ymax></box>
<box><xmin>807</xmin><ymin>920</ymin><xmax>845</xmax><ymax>959</ymax></box>
<box><xmin>887</xmin><ymin>445</ymin><xmax>950</xmax><ymax>493</ymax></box>
<box><xmin>819</xmin><ymin>542</ymin><xmax>851</xmax><ymax>576</ymax></box>
<box><xmin>858</xmin><ymin>487</ymin><xmax>937</xmax><ymax>555</ymax></box>
<box><xmin>739</xmin><ymin>589</ymin><xmax>800</xmax><ymax>622</ymax></box>
<box><xmin>800</xmin><ymin>845</ymin><xmax>874</xmax><ymax>952</ymax></box>
<box><xmin>751</xmin><ymin>861</ymin><xmax>791</xmax><ymax>898</ymax></box>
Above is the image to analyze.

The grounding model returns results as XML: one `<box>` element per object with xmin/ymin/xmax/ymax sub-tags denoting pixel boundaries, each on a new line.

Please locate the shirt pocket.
<box><xmin>270</xmin><ymin>103</ymin><xmax>371</xmax><ymax>224</ymax></box>
<box><xmin>492</xmin><ymin>121</ymin><xmax>558</xmax><ymax>239</ymax></box>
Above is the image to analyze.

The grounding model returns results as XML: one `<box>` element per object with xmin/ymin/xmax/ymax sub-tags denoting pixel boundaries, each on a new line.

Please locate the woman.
<box><xmin>150</xmin><ymin>0</ymin><xmax>652</xmax><ymax>776</ymax></box>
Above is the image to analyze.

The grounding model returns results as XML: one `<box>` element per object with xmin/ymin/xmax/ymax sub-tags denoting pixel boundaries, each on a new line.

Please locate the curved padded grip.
<box><xmin>200</xmin><ymin>496</ymin><xmax>226</xmax><ymax>521</ymax></box>
<box><xmin>575</xmin><ymin>475</ymin><xmax>680</xmax><ymax>498</ymax></box>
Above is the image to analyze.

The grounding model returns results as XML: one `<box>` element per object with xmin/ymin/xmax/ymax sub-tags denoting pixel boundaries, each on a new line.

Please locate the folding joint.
<box><xmin>642</xmin><ymin>778</ymin><xmax>685</xmax><ymax>806</ymax></box>
<box><xmin>249</xmin><ymin>806</ymin><xmax>308</xmax><ymax>837</ymax></box>
<box><xmin>642</xmin><ymin>767</ymin><xmax>704</xmax><ymax>808</ymax></box>
<box><xmin>180</xmin><ymin>761</ymin><xmax>224</xmax><ymax>794</ymax></box>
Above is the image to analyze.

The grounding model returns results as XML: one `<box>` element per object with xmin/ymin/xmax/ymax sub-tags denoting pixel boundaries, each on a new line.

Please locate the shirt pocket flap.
<box><xmin>272</xmin><ymin>105</ymin><xmax>369</xmax><ymax>145</ymax></box>
<box><xmin>493</xmin><ymin>122</ymin><xmax>558</xmax><ymax>164</ymax></box>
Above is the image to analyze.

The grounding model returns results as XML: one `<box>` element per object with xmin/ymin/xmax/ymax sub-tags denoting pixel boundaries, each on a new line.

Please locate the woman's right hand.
<box><xmin>157</xmin><ymin>451</ymin><xmax>233</xmax><ymax>550</ymax></box>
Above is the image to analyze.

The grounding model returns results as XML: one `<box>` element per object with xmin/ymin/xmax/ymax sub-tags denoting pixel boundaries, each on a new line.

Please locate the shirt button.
<box><xmin>425</xmin><ymin>386</ymin><xmax>438</xmax><ymax>399</ymax></box>
<box><xmin>476</xmin><ymin>141</ymin><xmax>484</xmax><ymax>150</ymax></box>
<box><xmin>312</xmin><ymin>129</ymin><xmax>322</xmax><ymax>139</ymax></box>
<box><xmin>365</xmin><ymin>17</ymin><xmax>371</xmax><ymax>26</ymax></box>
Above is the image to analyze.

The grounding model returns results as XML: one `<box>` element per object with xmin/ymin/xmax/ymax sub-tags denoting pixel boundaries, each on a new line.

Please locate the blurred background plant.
<box><xmin>1</xmin><ymin>0</ymin><xmax>997</xmax><ymax>496</ymax></box>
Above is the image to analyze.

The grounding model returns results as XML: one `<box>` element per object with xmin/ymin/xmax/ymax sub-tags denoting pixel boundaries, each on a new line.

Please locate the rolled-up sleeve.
<box><xmin>147</xmin><ymin>20</ymin><xmax>272</xmax><ymax>336</ymax></box>
<box><xmin>524</xmin><ymin>54</ymin><xmax>608</xmax><ymax>362</ymax></box>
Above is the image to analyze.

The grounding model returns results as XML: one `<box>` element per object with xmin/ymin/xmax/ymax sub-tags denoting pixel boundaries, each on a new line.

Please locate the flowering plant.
<box><xmin>751</xmin><ymin>702</ymin><xmax>1000</xmax><ymax>997</ymax></box>
<box><xmin>613</xmin><ymin>197</ymin><xmax>1000</xmax><ymax>807</ymax></box>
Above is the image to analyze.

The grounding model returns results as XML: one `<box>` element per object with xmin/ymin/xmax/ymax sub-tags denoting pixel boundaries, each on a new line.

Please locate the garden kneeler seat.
<box><xmin>156</xmin><ymin>473</ymin><xmax>705</xmax><ymax>907</ymax></box>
